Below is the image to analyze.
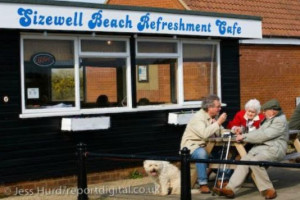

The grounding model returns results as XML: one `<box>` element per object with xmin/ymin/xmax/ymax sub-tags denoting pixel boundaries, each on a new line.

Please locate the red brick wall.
<box><xmin>136</xmin><ymin>63</ymin><xmax>213</xmax><ymax>103</ymax></box>
<box><xmin>240</xmin><ymin>45</ymin><xmax>300</xmax><ymax>118</ymax></box>
<box><xmin>137</xmin><ymin>64</ymin><xmax>171</xmax><ymax>103</ymax></box>
<box><xmin>85</xmin><ymin>67</ymin><xmax>117</xmax><ymax>103</ymax></box>
<box><xmin>184</xmin><ymin>62</ymin><xmax>213</xmax><ymax>101</ymax></box>
<box><xmin>108</xmin><ymin>0</ymin><xmax>186</xmax><ymax>9</ymax></box>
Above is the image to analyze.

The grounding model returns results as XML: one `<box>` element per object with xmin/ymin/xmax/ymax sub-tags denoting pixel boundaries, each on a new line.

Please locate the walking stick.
<box><xmin>212</xmin><ymin>138</ymin><xmax>226</xmax><ymax>196</ymax></box>
<box><xmin>220</xmin><ymin>134</ymin><xmax>232</xmax><ymax>189</ymax></box>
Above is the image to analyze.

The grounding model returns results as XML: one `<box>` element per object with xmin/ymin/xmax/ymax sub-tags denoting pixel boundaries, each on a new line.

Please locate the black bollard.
<box><xmin>77</xmin><ymin>143</ymin><xmax>88</xmax><ymax>200</ymax></box>
<box><xmin>180</xmin><ymin>147</ymin><xmax>191</xmax><ymax>200</ymax></box>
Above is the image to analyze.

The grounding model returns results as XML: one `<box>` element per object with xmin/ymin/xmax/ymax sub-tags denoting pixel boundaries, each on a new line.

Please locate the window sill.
<box><xmin>19</xmin><ymin>104</ymin><xmax>202</xmax><ymax>118</ymax></box>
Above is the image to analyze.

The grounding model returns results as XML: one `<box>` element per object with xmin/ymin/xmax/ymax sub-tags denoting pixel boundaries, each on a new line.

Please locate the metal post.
<box><xmin>180</xmin><ymin>147</ymin><xmax>191</xmax><ymax>200</ymax></box>
<box><xmin>77</xmin><ymin>143</ymin><xmax>88</xmax><ymax>200</ymax></box>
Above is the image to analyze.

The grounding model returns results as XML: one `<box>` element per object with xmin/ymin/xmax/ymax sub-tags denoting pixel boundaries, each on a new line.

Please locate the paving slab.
<box><xmin>3</xmin><ymin>167</ymin><xmax>300</xmax><ymax>200</ymax></box>
<box><xmin>89</xmin><ymin>167</ymin><xmax>300</xmax><ymax>200</ymax></box>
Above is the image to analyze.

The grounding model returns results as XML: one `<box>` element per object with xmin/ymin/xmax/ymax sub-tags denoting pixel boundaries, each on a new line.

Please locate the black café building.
<box><xmin>0</xmin><ymin>0</ymin><xmax>261</xmax><ymax>185</ymax></box>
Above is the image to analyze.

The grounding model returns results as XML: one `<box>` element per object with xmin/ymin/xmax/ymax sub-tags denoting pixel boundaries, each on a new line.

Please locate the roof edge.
<box><xmin>0</xmin><ymin>0</ymin><xmax>262</xmax><ymax>21</ymax></box>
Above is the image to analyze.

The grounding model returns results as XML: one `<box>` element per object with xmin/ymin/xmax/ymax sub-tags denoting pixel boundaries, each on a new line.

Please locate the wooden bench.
<box><xmin>283</xmin><ymin>152</ymin><xmax>300</xmax><ymax>161</ymax></box>
<box><xmin>190</xmin><ymin>130</ymin><xmax>300</xmax><ymax>187</ymax></box>
<box><xmin>190</xmin><ymin>137</ymin><xmax>247</xmax><ymax>187</ymax></box>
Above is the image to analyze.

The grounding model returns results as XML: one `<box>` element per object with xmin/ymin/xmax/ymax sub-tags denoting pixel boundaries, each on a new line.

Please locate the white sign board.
<box><xmin>61</xmin><ymin>117</ymin><xmax>110</xmax><ymax>131</ymax></box>
<box><xmin>0</xmin><ymin>2</ymin><xmax>262</xmax><ymax>38</ymax></box>
<box><xmin>27</xmin><ymin>88</ymin><xmax>39</xmax><ymax>99</ymax></box>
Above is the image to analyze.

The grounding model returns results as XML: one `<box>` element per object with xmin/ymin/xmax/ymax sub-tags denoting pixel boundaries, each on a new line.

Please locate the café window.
<box><xmin>79</xmin><ymin>57</ymin><xmax>127</xmax><ymax>108</ymax></box>
<box><xmin>79</xmin><ymin>38</ymin><xmax>129</xmax><ymax>109</ymax></box>
<box><xmin>21</xmin><ymin>35</ymin><xmax>220</xmax><ymax>117</ymax></box>
<box><xmin>136</xmin><ymin>39</ymin><xmax>178</xmax><ymax>106</ymax></box>
<box><xmin>81</xmin><ymin>39</ymin><xmax>127</xmax><ymax>53</ymax></box>
<box><xmin>182</xmin><ymin>42</ymin><xmax>218</xmax><ymax>103</ymax></box>
<box><xmin>137</xmin><ymin>41</ymin><xmax>177</xmax><ymax>54</ymax></box>
<box><xmin>22</xmin><ymin>38</ymin><xmax>76</xmax><ymax>112</ymax></box>
<box><xmin>21</xmin><ymin>36</ymin><xmax>130</xmax><ymax>115</ymax></box>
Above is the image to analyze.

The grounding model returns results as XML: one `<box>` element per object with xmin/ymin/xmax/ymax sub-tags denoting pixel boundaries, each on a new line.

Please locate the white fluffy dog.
<box><xmin>143</xmin><ymin>160</ymin><xmax>180</xmax><ymax>195</ymax></box>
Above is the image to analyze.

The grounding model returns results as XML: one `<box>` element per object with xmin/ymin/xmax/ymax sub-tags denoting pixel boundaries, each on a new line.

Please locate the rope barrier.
<box><xmin>87</xmin><ymin>152</ymin><xmax>179</xmax><ymax>162</ymax></box>
<box><xmin>87</xmin><ymin>152</ymin><xmax>300</xmax><ymax>168</ymax></box>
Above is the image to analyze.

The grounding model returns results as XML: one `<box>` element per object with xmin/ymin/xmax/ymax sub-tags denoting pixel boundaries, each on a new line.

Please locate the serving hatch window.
<box><xmin>182</xmin><ymin>42</ymin><xmax>218</xmax><ymax>102</ymax></box>
<box><xmin>23</xmin><ymin>39</ymin><xmax>75</xmax><ymax>111</ymax></box>
<box><xmin>79</xmin><ymin>57</ymin><xmax>127</xmax><ymax>108</ymax></box>
<box><xmin>21</xmin><ymin>35</ymin><xmax>220</xmax><ymax>117</ymax></box>
<box><xmin>136</xmin><ymin>39</ymin><xmax>179</xmax><ymax>106</ymax></box>
<box><xmin>21</xmin><ymin>36</ymin><xmax>130</xmax><ymax>115</ymax></box>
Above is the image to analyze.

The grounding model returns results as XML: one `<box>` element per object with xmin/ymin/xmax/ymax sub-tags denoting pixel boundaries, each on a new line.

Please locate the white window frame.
<box><xmin>20</xmin><ymin>34</ymin><xmax>221</xmax><ymax>118</ymax></box>
<box><xmin>135</xmin><ymin>37</ymin><xmax>221</xmax><ymax>108</ymax></box>
<box><xmin>136</xmin><ymin>38</ymin><xmax>179</xmax><ymax>59</ymax></box>
<box><xmin>78</xmin><ymin>36</ymin><xmax>132</xmax><ymax>111</ymax></box>
<box><xmin>20</xmin><ymin>35</ymin><xmax>79</xmax><ymax>115</ymax></box>
<box><xmin>135</xmin><ymin>38</ymin><xmax>179</xmax><ymax>108</ymax></box>
<box><xmin>179</xmin><ymin>39</ymin><xmax>221</xmax><ymax>105</ymax></box>
<box><xmin>20</xmin><ymin>34</ymin><xmax>132</xmax><ymax>118</ymax></box>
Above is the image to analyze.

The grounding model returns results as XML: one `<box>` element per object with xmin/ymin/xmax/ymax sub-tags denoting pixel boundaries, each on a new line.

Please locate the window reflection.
<box><xmin>80</xmin><ymin>58</ymin><xmax>127</xmax><ymax>108</ymax></box>
<box><xmin>183</xmin><ymin>43</ymin><xmax>217</xmax><ymax>102</ymax></box>
<box><xmin>24</xmin><ymin>39</ymin><xmax>75</xmax><ymax>109</ymax></box>
<box><xmin>136</xmin><ymin>59</ymin><xmax>177</xmax><ymax>106</ymax></box>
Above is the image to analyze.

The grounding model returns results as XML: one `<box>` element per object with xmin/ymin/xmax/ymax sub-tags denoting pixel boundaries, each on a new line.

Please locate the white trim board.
<box><xmin>0</xmin><ymin>2</ymin><xmax>262</xmax><ymax>38</ymax></box>
<box><xmin>240</xmin><ymin>38</ymin><xmax>300</xmax><ymax>45</ymax></box>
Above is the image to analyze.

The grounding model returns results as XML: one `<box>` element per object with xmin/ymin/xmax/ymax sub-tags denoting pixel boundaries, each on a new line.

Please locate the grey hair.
<box><xmin>202</xmin><ymin>94</ymin><xmax>220</xmax><ymax>111</ymax></box>
<box><xmin>245</xmin><ymin>99</ymin><xmax>261</xmax><ymax>113</ymax></box>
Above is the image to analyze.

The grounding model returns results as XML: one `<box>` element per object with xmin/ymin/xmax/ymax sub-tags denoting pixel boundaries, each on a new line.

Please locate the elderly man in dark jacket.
<box><xmin>214</xmin><ymin>99</ymin><xmax>288</xmax><ymax>199</ymax></box>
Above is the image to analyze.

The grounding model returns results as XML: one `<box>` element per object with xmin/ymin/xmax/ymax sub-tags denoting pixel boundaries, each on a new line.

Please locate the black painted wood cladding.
<box><xmin>0</xmin><ymin>30</ymin><xmax>240</xmax><ymax>184</ymax></box>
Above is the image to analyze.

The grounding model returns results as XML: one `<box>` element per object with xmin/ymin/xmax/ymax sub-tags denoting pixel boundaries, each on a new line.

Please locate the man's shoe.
<box><xmin>264</xmin><ymin>189</ymin><xmax>277</xmax><ymax>199</ymax></box>
<box><xmin>212</xmin><ymin>187</ymin><xmax>235</xmax><ymax>198</ymax></box>
<box><xmin>199</xmin><ymin>185</ymin><xmax>211</xmax><ymax>194</ymax></box>
<box><xmin>217</xmin><ymin>180</ymin><xmax>229</xmax><ymax>188</ymax></box>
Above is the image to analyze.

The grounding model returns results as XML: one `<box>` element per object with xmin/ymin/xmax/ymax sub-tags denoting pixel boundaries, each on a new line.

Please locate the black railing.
<box><xmin>77</xmin><ymin>143</ymin><xmax>88</xmax><ymax>200</ymax></box>
<box><xmin>76</xmin><ymin>143</ymin><xmax>300</xmax><ymax>200</ymax></box>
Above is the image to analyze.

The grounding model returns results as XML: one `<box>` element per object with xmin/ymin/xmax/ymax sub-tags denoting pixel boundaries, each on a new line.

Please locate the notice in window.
<box><xmin>138</xmin><ymin>65</ymin><xmax>148</xmax><ymax>82</ymax></box>
<box><xmin>27</xmin><ymin>88</ymin><xmax>39</xmax><ymax>99</ymax></box>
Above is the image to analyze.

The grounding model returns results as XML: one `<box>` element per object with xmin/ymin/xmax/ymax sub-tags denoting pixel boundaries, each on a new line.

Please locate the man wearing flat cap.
<box><xmin>214</xmin><ymin>99</ymin><xmax>288</xmax><ymax>199</ymax></box>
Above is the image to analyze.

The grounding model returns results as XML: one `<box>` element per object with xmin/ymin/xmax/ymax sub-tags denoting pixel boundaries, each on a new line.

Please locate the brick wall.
<box><xmin>184</xmin><ymin>62</ymin><xmax>214</xmax><ymax>101</ymax></box>
<box><xmin>86</xmin><ymin>67</ymin><xmax>117</xmax><ymax>103</ymax></box>
<box><xmin>108</xmin><ymin>0</ymin><xmax>186</xmax><ymax>9</ymax></box>
<box><xmin>240</xmin><ymin>45</ymin><xmax>300</xmax><ymax>118</ymax></box>
<box><xmin>137</xmin><ymin>64</ymin><xmax>171</xmax><ymax>103</ymax></box>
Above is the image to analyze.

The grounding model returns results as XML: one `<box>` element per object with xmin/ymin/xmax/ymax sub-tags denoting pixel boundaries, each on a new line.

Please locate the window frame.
<box><xmin>135</xmin><ymin>37</ymin><xmax>221</xmax><ymax>108</ymax></box>
<box><xmin>20</xmin><ymin>34</ymin><xmax>221</xmax><ymax>118</ymax></box>
<box><xmin>135</xmin><ymin>37</ymin><xmax>180</xmax><ymax>108</ymax></box>
<box><xmin>78</xmin><ymin>36</ymin><xmax>132</xmax><ymax>111</ymax></box>
<box><xmin>136</xmin><ymin>38</ymin><xmax>179</xmax><ymax>59</ymax></box>
<box><xmin>20</xmin><ymin>34</ymin><xmax>132</xmax><ymax>117</ymax></box>
<box><xmin>21</xmin><ymin>35</ymin><xmax>79</xmax><ymax>115</ymax></box>
<box><xmin>179</xmin><ymin>39</ymin><xmax>221</xmax><ymax>105</ymax></box>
